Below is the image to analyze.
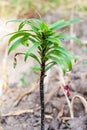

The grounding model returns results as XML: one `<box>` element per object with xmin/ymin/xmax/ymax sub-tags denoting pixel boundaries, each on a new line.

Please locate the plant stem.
<box><xmin>40</xmin><ymin>61</ymin><xmax>45</xmax><ymax>130</ymax></box>
<box><xmin>40</xmin><ymin>45</ymin><xmax>46</xmax><ymax>130</ymax></box>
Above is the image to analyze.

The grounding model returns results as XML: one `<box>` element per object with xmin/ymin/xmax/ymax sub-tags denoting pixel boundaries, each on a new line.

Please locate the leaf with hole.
<box><xmin>58</xmin><ymin>35</ymin><xmax>82</xmax><ymax>45</ymax></box>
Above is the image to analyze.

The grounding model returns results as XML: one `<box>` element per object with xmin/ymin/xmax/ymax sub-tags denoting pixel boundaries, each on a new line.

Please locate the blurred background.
<box><xmin>0</xmin><ymin>0</ymin><xmax>87</xmax><ymax>86</ymax></box>
<box><xmin>0</xmin><ymin>1</ymin><xmax>87</xmax><ymax>130</ymax></box>
<box><xmin>0</xmin><ymin>0</ymin><xmax>87</xmax><ymax>19</ymax></box>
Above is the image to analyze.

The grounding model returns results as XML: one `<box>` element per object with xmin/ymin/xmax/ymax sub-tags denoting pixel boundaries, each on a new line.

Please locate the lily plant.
<box><xmin>8</xmin><ymin>18</ymin><xmax>81</xmax><ymax>130</ymax></box>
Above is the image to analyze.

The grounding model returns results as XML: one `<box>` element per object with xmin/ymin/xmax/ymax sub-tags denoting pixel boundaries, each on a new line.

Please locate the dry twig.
<box><xmin>45</xmin><ymin>86</ymin><xmax>61</xmax><ymax>104</ymax></box>
<box><xmin>61</xmin><ymin>116</ymin><xmax>71</xmax><ymax>121</ymax></box>
<box><xmin>0</xmin><ymin>109</ymin><xmax>52</xmax><ymax>120</ymax></box>
<box><xmin>0</xmin><ymin>109</ymin><xmax>34</xmax><ymax>117</ymax></box>
<box><xmin>14</xmin><ymin>81</ymin><xmax>39</xmax><ymax>106</ymax></box>
<box><xmin>0</xmin><ymin>49</ymin><xmax>10</xmax><ymax>94</ymax></box>
<box><xmin>70</xmin><ymin>95</ymin><xmax>87</xmax><ymax>119</ymax></box>
<box><xmin>57</xmin><ymin>105</ymin><xmax>65</xmax><ymax>119</ymax></box>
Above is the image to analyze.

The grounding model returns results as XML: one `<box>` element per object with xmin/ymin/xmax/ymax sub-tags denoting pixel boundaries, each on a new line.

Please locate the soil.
<box><xmin>0</xmin><ymin>11</ymin><xmax>87</xmax><ymax>130</ymax></box>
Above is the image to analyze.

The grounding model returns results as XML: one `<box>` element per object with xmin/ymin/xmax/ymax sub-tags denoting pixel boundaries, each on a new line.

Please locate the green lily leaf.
<box><xmin>47</xmin><ymin>55</ymin><xmax>67</xmax><ymax>74</ymax></box>
<box><xmin>8</xmin><ymin>32</ymin><xmax>29</xmax><ymax>45</ymax></box>
<box><xmin>31</xmin><ymin>67</ymin><xmax>41</xmax><ymax>72</ymax></box>
<box><xmin>45</xmin><ymin>62</ymin><xmax>56</xmax><ymax>71</ymax></box>
<box><xmin>58</xmin><ymin>35</ymin><xmax>82</xmax><ymax>45</ymax></box>
<box><xmin>18</xmin><ymin>22</ymin><xmax>25</xmax><ymax>30</ymax></box>
<box><xmin>49</xmin><ymin>49</ymin><xmax>72</xmax><ymax>70</ymax></box>
<box><xmin>6</xmin><ymin>19</ymin><xmax>25</xmax><ymax>24</ymax></box>
<box><xmin>49</xmin><ymin>19</ymin><xmax>82</xmax><ymax>30</ymax></box>
<box><xmin>8</xmin><ymin>38</ymin><xmax>24</xmax><ymax>54</ymax></box>
<box><xmin>24</xmin><ymin>42</ymin><xmax>40</xmax><ymax>61</ymax></box>
<box><xmin>29</xmin><ymin>53</ymin><xmax>41</xmax><ymax>64</ymax></box>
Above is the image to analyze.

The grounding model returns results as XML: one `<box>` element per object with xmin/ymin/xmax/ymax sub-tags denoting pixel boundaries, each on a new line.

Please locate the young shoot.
<box><xmin>8</xmin><ymin>18</ymin><xmax>81</xmax><ymax>130</ymax></box>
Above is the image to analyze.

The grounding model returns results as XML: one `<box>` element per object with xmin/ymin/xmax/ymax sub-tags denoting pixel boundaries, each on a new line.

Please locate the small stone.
<box><xmin>57</xmin><ymin>89</ymin><xmax>64</xmax><ymax>97</ymax></box>
<box><xmin>48</xmin><ymin>118</ymin><xmax>61</xmax><ymax>130</ymax></box>
<box><xmin>7</xmin><ymin>117</ymin><xmax>16</xmax><ymax>125</ymax></box>
<box><xmin>45</xmin><ymin>104</ymin><xmax>53</xmax><ymax>114</ymax></box>
<box><xmin>34</xmin><ymin>111</ymin><xmax>41</xmax><ymax>118</ymax></box>
<box><xmin>68</xmin><ymin>114</ymin><xmax>87</xmax><ymax>130</ymax></box>
<box><xmin>51</xmin><ymin>97</ymin><xmax>65</xmax><ymax>111</ymax></box>
<box><xmin>31</xmin><ymin>117</ymin><xmax>40</xmax><ymax>127</ymax></box>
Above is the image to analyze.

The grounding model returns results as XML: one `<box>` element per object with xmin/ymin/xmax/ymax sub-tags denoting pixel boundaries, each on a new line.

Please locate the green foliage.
<box><xmin>8</xmin><ymin>18</ymin><xmax>81</xmax><ymax>74</ymax></box>
<box><xmin>20</xmin><ymin>72</ymin><xmax>27</xmax><ymax>87</ymax></box>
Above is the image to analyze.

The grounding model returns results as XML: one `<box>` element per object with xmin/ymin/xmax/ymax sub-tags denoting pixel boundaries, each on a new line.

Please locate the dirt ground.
<box><xmin>0</xmin><ymin>11</ymin><xmax>87</xmax><ymax>130</ymax></box>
